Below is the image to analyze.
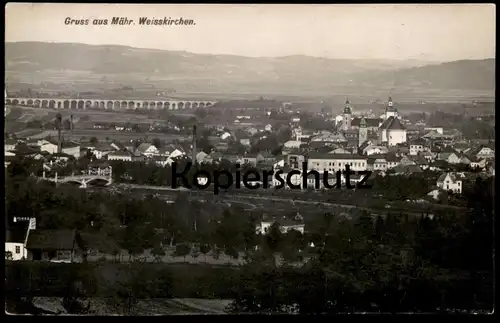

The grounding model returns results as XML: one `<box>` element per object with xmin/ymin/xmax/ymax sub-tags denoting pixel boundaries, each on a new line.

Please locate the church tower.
<box><xmin>342</xmin><ymin>97</ymin><xmax>352</xmax><ymax>131</ymax></box>
<box><xmin>384</xmin><ymin>95</ymin><xmax>398</xmax><ymax>120</ymax></box>
<box><xmin>358</xmin><ymin>117</ymin><xmax>368</xmax><ymax>147</ymax></box>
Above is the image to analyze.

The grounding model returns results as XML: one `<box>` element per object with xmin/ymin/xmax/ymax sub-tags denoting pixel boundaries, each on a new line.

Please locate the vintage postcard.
<box><xmin>5</xmin><ymin>3</ymin><xmax>495</xmax><ymax>315</ymax></box>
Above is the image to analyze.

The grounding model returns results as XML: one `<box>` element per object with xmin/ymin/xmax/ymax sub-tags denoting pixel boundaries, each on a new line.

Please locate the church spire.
<box><xmin>343</xmin><ymin>97</ymin><xmax>352</xmax><ymax>115</ymax></box>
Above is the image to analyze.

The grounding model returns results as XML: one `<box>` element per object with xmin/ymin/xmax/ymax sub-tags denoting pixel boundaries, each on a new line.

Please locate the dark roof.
<box><xmin>379</xmin><ymin>116</ymin><xmax>406</xmax><ymax>130</ymax></box>
<box><xmin>6</xmin><ymin>221</ymin><xmax>30</xmax><ymax>243</ymax></box>
<box><xmin>392</xmin><ymin>164</ymin><xmax>423</xmax><ymax>174</ymax></box>
<box><xmin>410</xmin><ymin>138</ymin><xmax>427</xmax><ymax>146</ymax></box>
<box><xmin>352</xmin><ymin>118</ymin><xmax>380</xmax><ymax>128</ymax></box>
<box><xmin>307</xmin><ymin>152</ymin><xmax>367</xmax><ymax>160</ymax></box>
<box><xmin>12</xmin><ymin>147</ymin><xmax>40</xmax><ymax>156</ymax></box>
<box><xmin>26</xmin><ymin>229</ymin><xmax>78</xmax><ymax>250</ymax></box>
<box><xmin>385</xmin><ymin>152</ymin><xmax>401</xmax><ymax>162</ymax></box>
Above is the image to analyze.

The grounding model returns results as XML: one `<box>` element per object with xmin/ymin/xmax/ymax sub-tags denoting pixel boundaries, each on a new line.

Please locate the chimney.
<box><xmin>192</xmin><ymin>125</ymin><xmax>197</xmax><ymax>165</ymax></box>
<box><xmin>56</xmin><ymin>113</ymin><xmax>62</xmax><ymax>154</ymax></box>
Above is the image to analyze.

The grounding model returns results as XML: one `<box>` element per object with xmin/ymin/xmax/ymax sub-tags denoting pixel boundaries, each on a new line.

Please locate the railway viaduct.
<box><xmin>5</xmin><ymin>97</ymin><xmax>217</xmax><ymax>111</ymax></box>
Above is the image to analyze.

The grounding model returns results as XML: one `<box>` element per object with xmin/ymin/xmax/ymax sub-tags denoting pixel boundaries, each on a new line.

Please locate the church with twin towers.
<box><xmin>336</xmin><ymin>95</ymin><xmax>407</xmax><ymax>147</ymax></box>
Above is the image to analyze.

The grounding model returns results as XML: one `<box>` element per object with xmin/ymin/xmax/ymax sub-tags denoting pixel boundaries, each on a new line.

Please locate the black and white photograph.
<box><xmin>4</xmin><ymin>3</ymin><xmax>495</xmax><ymax>315</ymax></box>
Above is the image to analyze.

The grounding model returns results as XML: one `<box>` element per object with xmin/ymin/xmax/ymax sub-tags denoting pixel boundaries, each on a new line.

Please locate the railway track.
<box><xmin>105</xmin><ymin>184</ymin><xmax>468</xmax><ymax>217</ymax></box>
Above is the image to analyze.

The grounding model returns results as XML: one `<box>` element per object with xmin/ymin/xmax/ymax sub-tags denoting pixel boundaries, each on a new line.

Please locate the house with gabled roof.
<box><xmin>468</xmin><ymin>145</ymin><xmax>495</xmax><ymax>160</ymax></box>
<box><xmin>5</xmin><ymin>217</ymin><xmax>34</xmax><ymax>261</ymax></box>
<box><xmin>409</xmin><ymin>138</ymin><xmax>428</xmax><ymax>156</ymax></box>
<box><xmin>136</xmin><ymin>143</ymin><xmax>159</xmax><ymax>157</ymax></box>
<box><xmin>408</xmin><ymin>155</ymin><xmax>430</xmax><ymax>170</ymax></box>
<box><xmin>26</xmin><ymin>229</ymin><xmax>86</xmax><ymax>263</ymax></box>
<box><xmin>385</xmin><ymin>153</ymin><xmax>401</xmax><ymax>169</ymax></box>
<box><xmin>436</xmin><ymin>172</ymin><xmax>463</xmax><ymax>194</ymax></box>
<box><xmin>90</xmin><ymin>143</ymin><xmax>115</xmax><ymax>160</ymax></box>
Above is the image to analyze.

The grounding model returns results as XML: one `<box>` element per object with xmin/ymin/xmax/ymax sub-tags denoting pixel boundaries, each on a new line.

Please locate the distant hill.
<box><xmin>4</xmin><ymin>42</ymin><xmax>495</xmax><ymax>95</ymax></box>
<box><xmin>353</xmin><ymin>59</ymin><xmax>495</xmax><ymax>91</ymax></box>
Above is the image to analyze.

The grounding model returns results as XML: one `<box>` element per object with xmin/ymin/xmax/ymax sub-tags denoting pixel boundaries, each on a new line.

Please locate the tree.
<box><xmin>89</xmin><ymin>137</ymin><xmax>98</xmax><ymax>145</ymax></box>
<box><xmin>225</xmin><ymin>246</ymin><xmax>239</xmax><ymax>262</ymax></box>
<box><xmin>191</xmin><ymin>247</ymin><xmax>201</xmax><ymax>260</ymax></box>
<box><xmin>120</xmin><ymin>226</ymin><xmax>146</xmax><ymax>262</ymax></box>
<box><xmin>174</xmin><ymin>244</ymin><xmax>191</xmax><ymax>263</ymax></box>
<box><xmin>260</xmin><ymin>222</ymin><xmax>283</xmax><ymax>266</ymax></box>
<box><xmin>200</xmin><ymin>244</ymin><xmax>210</xmax><ymax>263</ymax></box>
<box><xmin>151</xmin><ymin>244</ymin><xmax>166</xmax><ymax>263</ymax></box>
<box><xmin>211</xmin><ymin>245</ymin><xmax>221</xmax><ymax>260</ymax></box>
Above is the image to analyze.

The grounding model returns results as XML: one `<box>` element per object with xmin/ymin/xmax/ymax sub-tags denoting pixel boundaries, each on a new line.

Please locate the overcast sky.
<box><xmin>5</xmin><ymin>3</ymin><xmax>496</xmax><ymax>61</ymax></box>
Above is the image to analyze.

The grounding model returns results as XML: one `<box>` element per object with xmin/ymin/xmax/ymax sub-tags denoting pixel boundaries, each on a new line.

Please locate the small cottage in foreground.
<box><xmin>26</xmin><ymin>229</ymin><xmax>86</xmax><ymax>263</ymax></box>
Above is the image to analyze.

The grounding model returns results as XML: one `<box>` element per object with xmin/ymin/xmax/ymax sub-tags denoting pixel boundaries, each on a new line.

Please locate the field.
<box><xmin>12</xmin><ymin>129</ymin><xmax>191</xmax><ymax>143</ymax></box>
<box><xmin>5</xmin><ymin>106</ymin><xmax>196</xmax><ymax>142</ymax></box>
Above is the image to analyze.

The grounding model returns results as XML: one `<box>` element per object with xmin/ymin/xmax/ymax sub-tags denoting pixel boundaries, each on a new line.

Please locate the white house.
<box><xmin>91</xmin><ymin>145</ymin><xmax>115</xmax><ymax>160</ymax></box>
<box><xmin>283</xmin><ymin>140</ymin><xmax>303</xmax><ymax>149</ymax></box>
<box><xmin>39</xmin><ymin>140</ymin><xmax>80</xmax><ymax>158</ymax></box>
<box><xmin>409</xmin><ymin>139</ymin><xmax>428</xmax><ymax>156</ymax></box>
<box><xmin>363</xmin><ymin>145</ymin><xmax>389</xmax><ymax>156</ymax></box>
<box><xmin>5</xmin><ymin>217</ymin><xmax>36</xmax><ymax>261</ymax></box>
<box><xmin>4</xmin><ymin>138</ymin><xmax>17</xmax><ymax>152</ymax></box>
<box><xmin>220</xmin><ymin>132</ymin><xmax>232</xmax><ymax>141</ymax></box>
<box><xmin>436</xmin><ymin>173</ymin><xmax>462</xmax><ymax>194</ymax></box>
<box><xmin>196</xmin><ymin>151</ymin><xmax>213</xmax><ymax>164</ymax></box>
<box><xmin>246</xmin><ymin>127</ymin><xmax>259</xmax><ymax>136</ymax></box>
<box><xmin>240</xmin><ymin>138</ymin><xmax>251</xmax><ymax>146</ymax></box>
<box><xmin>256</xmin><ymin>219</ymin><xmax>305</xmax><ymax>235</ymax></box>
<box><xmin>137</xmin><ymin>143</ymin><xmax>159</xmax><ymax>157</ymax></box>
<box><xmin>307</xmin><ymin>153</ymin><xmax>368</xmax><ymax>173</ymax></box>
<box><xmin>169</xmin><ymin>149</ymin><xmax>185</xmax><ymax>159</ymax></box>
<box><xmin>427</xmin><ymin>189</ymin><xmax>442</xmax><ymax>201</ymax></box>
<box><xmin>424</xmin><ymin>127</ymin><xmax>444</xmax><ymax>135</ymax></box>
<box><xmin>373</xmin><ymin>158</ymin><xmax>388</xmax><ymax>171</ymax></box>
<box><xmin>475</xmin><ymin>146</ymin><xmax>495</xmax><ymax>159</ymax></box>
<box><xmin>108</xmin><ymin>150</ymin><xmax>134</xmax><ymax>162</ymax></box>
<box><xmin>441</xmin><ymin>152</ymin><xmax>470</xmax><ymax>165</ymax></box>
<box><xmin>40</xmin><ymin>141</ymin><xmax>59</xmax><ymax>154</ymax></box>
